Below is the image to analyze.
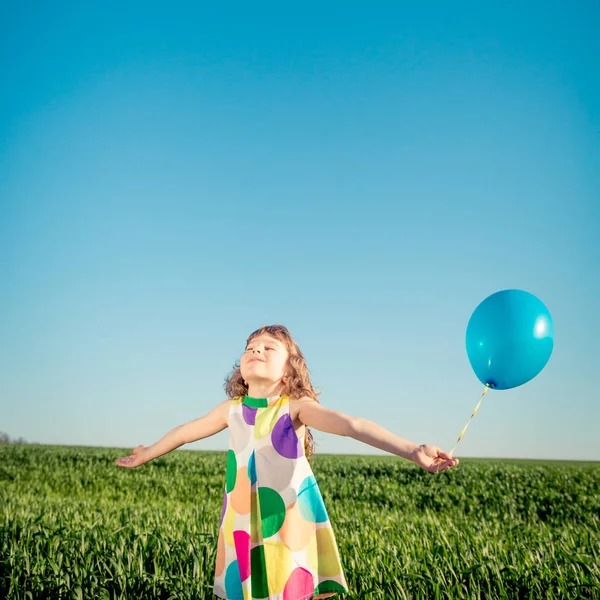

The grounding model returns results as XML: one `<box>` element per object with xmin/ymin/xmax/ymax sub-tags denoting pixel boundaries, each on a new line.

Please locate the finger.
<box><xmin>430</xmin><ymin>461</ymin><xmax>447</xmax><ymax>473</ymax></box>
<box><xmin>425</xmin><ymin>445</ymin><xmax>443</xmax><ymax>458</ymax></box>
<box><xmin>429</xmin><ymin>458</ymin><xmax>458</xmax><ymax>473</ymax></box>
<box><xmin>430</xmin><ymin>457</ymin><xmax>444</xmax><ymax>473</ymax></box>
<box><xmin>442</xmin><ymin>459</ymin><xmax>459</xmax><ymax>470</ymax></box>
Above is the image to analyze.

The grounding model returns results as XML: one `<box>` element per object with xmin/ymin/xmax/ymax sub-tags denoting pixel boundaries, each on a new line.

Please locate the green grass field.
<box><xmin>1</xmin><ymin>444</ymin><xmax>599</xmax><ymax>599</ymax></box>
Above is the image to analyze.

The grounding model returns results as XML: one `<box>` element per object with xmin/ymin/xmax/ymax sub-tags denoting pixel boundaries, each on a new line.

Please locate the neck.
<box><xmin>246</xmin><ymin>380</ymin><xmax>285</xmax><ymax>399</ymax></box>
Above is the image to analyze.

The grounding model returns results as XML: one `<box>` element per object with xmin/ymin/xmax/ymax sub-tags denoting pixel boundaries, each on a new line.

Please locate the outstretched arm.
<box><xmin>115</xmin><ymin>399</ymin><xmax>231</xmax><ymax>468</ymax></box>
<box><xmin>295</xmin><ymin>398</ymin><xmax>458</xmax><ymax>472</ymax></box>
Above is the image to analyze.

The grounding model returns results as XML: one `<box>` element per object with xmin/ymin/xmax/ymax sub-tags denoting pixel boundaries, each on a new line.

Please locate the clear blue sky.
<box><xmin>1</xmin><ymin>1</ymin><xmax>598</xmax><ymax>460</ymax></box>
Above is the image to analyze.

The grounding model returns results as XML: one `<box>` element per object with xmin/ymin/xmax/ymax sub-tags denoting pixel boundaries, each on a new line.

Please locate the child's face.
<box><xmin>240</xmin><ymin>334</ymin><xmax>289</xmax><ymax>388</ymax></box>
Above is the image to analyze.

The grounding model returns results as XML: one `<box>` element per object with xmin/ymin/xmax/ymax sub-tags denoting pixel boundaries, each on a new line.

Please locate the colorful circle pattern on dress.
<box><xmin>233</xmin><ymin>530</ymin><xmax>251</xmax><ymax>581</ymax></box>
<box><xmin>264</xmin><ymin>540</ymin><xmax>292</xmax><ymax>593</ymax></box>
<box><xmin>272</xmin><ymin>413</ymin><xmax>303</xmax><ymax>459</ymax></box>
<box><xmin>248</xmin><ymin>450</ymin><xmax>257</xmax><ymax>486</ymax></box>
<box><xmin>229</xmin><ymin>411</ymin><xmax>251</xmax><ymax>453</ymax></box>
<box><xmin>307</xmin><ymin>527</ymin><xmax>342</xmax><ymax>577</ymax></box>
<box><xmin>283</xmin><ymin>567</ymin><xmax>314</xmax><ymax>600</ymax></box>
<box><xmin>254</xmin><ymin>444</ymin><xmax>296</xmax><ymax>493</ymax></box>
<box><xmin>298</xmin><ymin>475</ymin><xmax>328</xmax><ymax>523</ymax></box>
<box><xmin>242</xmin><ymin>403</ymin><xmax>258</xmax><ymax>426</ymax></box>
<box><xmin>224</xmin><ymin>503</ymin><xmax>235</xmax><ymax>546</ymax></box>
<box><xmin>258</xmin><ymin>487</ymin><xmax>286</xmax><ymax>538</ymax></box>
<box><xmin>250</xmin><ymin>545</ymin><xmax>269</xmax><ymax>598</ymax></box>
<box><xmin>220</xmin><ymin>486</ymin><xmax>227</xmax><ymax>525</ymax></box>
<box><xmin>225</xmin><ymin>560</ymin><xmax>243</xmax><ymax>599</ymax></box>
<box><xmin>231</xmin><ymin>467</ymin><xmax>251</xmax><ymax>514</ymax></box>
<box><xmin>254</xmin><ymin>407</ymin><xmax>275</xmax><ymax>439</ymax></box>
<box><xmin>279</xmin><ymin>501</ymin><xmax>315</xmax><ymax>552</ymax></box>
<box><xmin>215</xmin><ymin>530</ymin><xmax>225</xmax><ymax>576</ymax></box>
<box><xmin>226</xmin><ymin>449</ymin><xmax>237</xmax><ymax>493</ymax></box>
<box><xmin>250</xmin><ymin>491</ymin><xmax>262</xmax><ymax>544</ymax></box>
<box><xmin>315</xmin><ymin>580</ymin><xmax>347</xmax><ymax>595</ymax></box>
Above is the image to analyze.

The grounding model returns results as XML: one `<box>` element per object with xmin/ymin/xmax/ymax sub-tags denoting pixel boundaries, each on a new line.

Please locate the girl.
<box><xmin>116</xmin><ymin>324</ymin><xmax>458</xmax><ymax>600</ymax></box>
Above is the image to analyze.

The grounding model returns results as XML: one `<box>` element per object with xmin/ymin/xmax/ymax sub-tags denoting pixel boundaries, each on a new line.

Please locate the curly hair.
<box><xmin>224</xmin><ymin>324</ymin><xmax>320</xmax><ymax>461</ymax></box>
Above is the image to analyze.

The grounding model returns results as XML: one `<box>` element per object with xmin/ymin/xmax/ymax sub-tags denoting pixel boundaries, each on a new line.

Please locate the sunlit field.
<box><xmin>1</xmin><ymin>444</ymin><xmax>598</xmax><ymax>599</ymax></box>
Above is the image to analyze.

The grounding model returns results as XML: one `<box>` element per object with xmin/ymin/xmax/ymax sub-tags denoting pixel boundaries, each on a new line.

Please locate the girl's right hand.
<box><xmin>410</xmin><ymin>444</ymin><xmax>459</xmax><ymax>473</ymax></box>
<box><xmin>115</xmin><ymin>445</ymin><xmax>149</xmax><ymax>468</ymax></box>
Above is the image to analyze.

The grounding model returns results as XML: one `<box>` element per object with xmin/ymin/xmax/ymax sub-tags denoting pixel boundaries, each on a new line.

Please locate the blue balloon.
<box><xmin>466</xmin><ymin>289</ymin><xmax>554</xmax><ymax>390</ymax></box>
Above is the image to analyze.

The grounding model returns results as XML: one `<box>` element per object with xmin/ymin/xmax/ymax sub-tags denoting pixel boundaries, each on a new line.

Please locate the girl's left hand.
<box><xmin>410</xmin><ymin>444</ymin><xmax>459</xmax><ymax>473</ymax></box>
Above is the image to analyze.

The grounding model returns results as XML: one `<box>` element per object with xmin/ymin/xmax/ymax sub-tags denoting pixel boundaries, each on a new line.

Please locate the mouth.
<box><xmin>248</xmin><ymin>358</ymin><xmax>265</xmax><ymax>363</ymax></box>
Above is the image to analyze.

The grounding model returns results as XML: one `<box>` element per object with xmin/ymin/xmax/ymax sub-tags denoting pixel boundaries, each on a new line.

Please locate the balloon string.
<box><xmin>448</xmin><ymin>383</ymin><xmax>491</xmax><ymax>458</ymax></box>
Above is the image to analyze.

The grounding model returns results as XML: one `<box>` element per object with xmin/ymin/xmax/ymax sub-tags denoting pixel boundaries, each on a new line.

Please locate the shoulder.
<box><xmin>288</xmin><ymin>395</ymin><xmax>317</xmax><ymax>421</ymax></box>
<box><xmin>216</xmin><ymin>398</ymin><xmax>236</xmax><ymax>426</ymax></box>
<box><xmin>213</xmin><ymin>398</ymin><xmax>234</xmax><ymax>412</ymax></box>
<box><xmin>290</xmin><ymin>395</ymin><xmax>317</xmax><ymax>404</ymax></box>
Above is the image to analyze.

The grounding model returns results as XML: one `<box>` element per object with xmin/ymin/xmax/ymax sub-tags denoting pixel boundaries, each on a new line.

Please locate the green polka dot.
<box><xmin>250</xmin><ymin>544</ymin><xmax>269</xmax><ymax>598</ymax></box>
<box><xmin>226</xmin><ymin>450</ymin><xmax>237</xmax><ymax>493</ymax></box>
<box><xmin>314</xmin><ymin>580</ymin><xmax>347</xmax><ymax>594</ymax></box>
<box><xmin>258</xmin><ymin>487</ymin><xmax>286</xmax><ymax>538</ymax></box>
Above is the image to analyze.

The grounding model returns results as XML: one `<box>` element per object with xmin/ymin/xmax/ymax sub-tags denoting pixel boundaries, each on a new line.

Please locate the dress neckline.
<box><xmin>243</xmin><ymin>394</ymin><xmax>282</xmax><ymax>408</ymax></box>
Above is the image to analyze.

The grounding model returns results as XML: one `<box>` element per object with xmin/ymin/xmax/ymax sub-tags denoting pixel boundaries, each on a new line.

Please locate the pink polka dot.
<box><xmin>233</xmin><ymin>530</ymin><xmax>251</xmax><ymax>582</ymax></box>
<box><xmin>283</xmin><ymin>567</ymin><xmax>314</xmax><ymax>600</ymax></box>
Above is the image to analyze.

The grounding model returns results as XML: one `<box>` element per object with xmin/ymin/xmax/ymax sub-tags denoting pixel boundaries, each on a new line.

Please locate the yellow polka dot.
<box><xmin>307</xmin><ymin>527</ymin><xmax>342</xmax><ymax>577</ymax></box>
<box><xmin>254</xmin><ymin>407</ymin><xmax>277</xmax><ymax>438</ymax></box>
<box><xmin>224</xmin><ymin>503</ymin><xmax>235</xmax><ymax>546</ymax></box>
<box><xmin>264</xmin><ymin>541</ymin><xmax>292</xmax><ymax>594</ymax></box>
<box><xmin>269</xmin><ymin>395</ymin><xmax>290</xmax><ymax>407</ymax></box>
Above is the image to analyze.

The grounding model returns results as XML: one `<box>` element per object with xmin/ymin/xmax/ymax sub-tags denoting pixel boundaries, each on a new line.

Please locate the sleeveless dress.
<box><xmin>213</xmin><ymin>394</ymin><xmax>349</xmax><ymax>600</ymax></box>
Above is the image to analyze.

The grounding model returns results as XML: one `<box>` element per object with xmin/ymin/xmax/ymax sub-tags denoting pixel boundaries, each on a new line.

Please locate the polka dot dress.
<box><xmin>213</xmin><ymin>394</ymin><xmax>349</xmax><ymax>600</ymax></box>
